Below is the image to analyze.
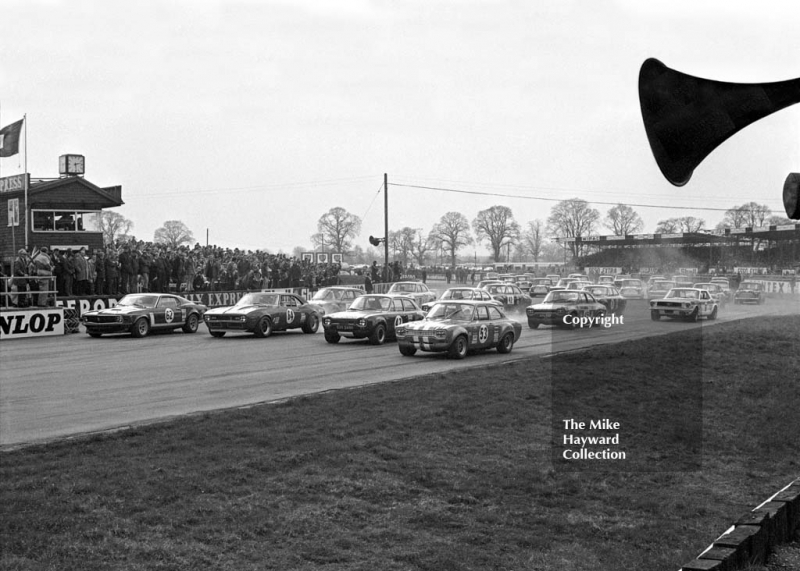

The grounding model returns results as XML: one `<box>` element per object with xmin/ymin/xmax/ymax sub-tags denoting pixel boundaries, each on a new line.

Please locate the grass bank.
<box><xmin>2</xmin><ymin>316</ymin><xmax>798</xmax><ymax>570</ymax></box>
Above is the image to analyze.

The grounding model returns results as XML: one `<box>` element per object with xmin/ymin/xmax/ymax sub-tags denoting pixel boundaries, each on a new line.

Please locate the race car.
<box><xmin>582</xmin><ymin>285</ymin><xmax>627</xmax><ymax>314</ymax></box>
<box><xmin>617</xmin><ymin>279</ymin><xmax>646</xmax><ymax>299</ymax></box>
<box><xmin>421</xmin><ymin>287</ymin><xmax>500</xmax><ymax>312</ymax></box>
<box><xmin>597</xmin><ymin>275</ymin><xmax>615</xmax><ymax>285</ymax></box>
<box><xmin>733</xmin><ymin>281</ymin><xmax>766</xmax><ymax>305</ymax></box>
<box><xmin>322</xmin><ymin>294</ymin><xmax>425</xmax><ymax>345</ymax></box>
<box><xmin>647</xmin><ymin>280</ymin><xmax>676</xmax><ymax>301</ymax></box>
<box><xmin>384</xmin><ymin>281</ymin><xmax>437</xmax><ymax>306</ymax></box>
<box><xmin>525</xmin><ymin>290</ymin><xmax>607</xmax><ymax>329</ymax></box>
<box><xmin>82</xmin><ymin>293</ymin><xmax>208</xmax><ymax>338</ymax></box>
<box><xmin>481</xmin><ymin>283</ymin><xmax>533</xmax><ymax>311</ymax></box>
<box><xmin>649</xmin><ymin>288</ymin><xmax>718</xmax><ymax>321</ymax></box>
<box><xmin>308</xmin><ymin>286</ymin><xmax>364</xmax><ymax>315</ymax></box>
<box><xmin>693</xmin><ymin>282</ymin><xmax>730</xmax><ymax>306</ymax></box>
<box><xmin>395</xmin><ymin>300</ymin><xmax>522</xmax><ymax>359</ymax></box>
<box><xmin>529</xmin><ymin>278</ymin><xmax>555</xmax><ymax>298</ymax></box>
<box><xmin>203</xmin><ymin>292</ymin><xmax>322</xmax><ymax>338</ymax></box>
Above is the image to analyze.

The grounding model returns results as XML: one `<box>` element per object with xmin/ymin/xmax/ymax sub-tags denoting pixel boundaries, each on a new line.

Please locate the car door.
<box><xmin>279</xmin><ymin>294</ymin><xmax>301</xmax><ymax>329</ymax></box>
<box><xmin>473</xmin><ymin>305</ymin><xmax>494</xmax><ymax>349</ymax></box>
<box><xmin>153</xmin><ymin>295</ymin><xmax>180</xmax><ymax>328</ymax></box>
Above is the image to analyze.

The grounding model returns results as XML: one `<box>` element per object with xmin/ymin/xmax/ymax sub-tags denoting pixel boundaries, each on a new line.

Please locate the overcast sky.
<box><xmin>1</xmin><ymin>0</ymin><xmax>798</xmax><ymax>255</ymax></box>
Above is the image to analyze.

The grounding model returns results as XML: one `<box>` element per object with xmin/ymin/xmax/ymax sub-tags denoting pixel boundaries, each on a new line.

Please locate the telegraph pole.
<box><xmin>384</xmin><ymin>173</ymin><xmax>389</xmax><ymax>274</ymax></box>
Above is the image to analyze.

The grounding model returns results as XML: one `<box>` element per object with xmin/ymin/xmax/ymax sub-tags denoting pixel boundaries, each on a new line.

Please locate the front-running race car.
<box><xmin>82</xmin><ymin>293</ymin><xmax>208</xmax><ymax>338</ymax></box>
<box><xmin>322</xmin><ymin>294</ymin><xmax>425</xmax><ymax>345</ymax></box>
<box><xmin>395</xmin><ymin>300</ymin><xmax>522</xmax><ymax>359</ymax></box>
<box><xmin>203</xmin><ymin>292</ymin><xmax>322</xmax><ymax>338</ymax></box>
<box><xmin>649</xmin><ymin>288</ymin><xmax>718</xmax><ymax>322</ymax></box>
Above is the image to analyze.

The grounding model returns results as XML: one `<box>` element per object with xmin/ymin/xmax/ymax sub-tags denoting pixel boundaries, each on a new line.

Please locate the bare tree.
<box><xmin>473</xmin><ymin>205</ymin><xmax>520</xmax><ymax>263</ymax></box>
<box><xmin>410</xmin><ymin>229</ymin><xmax>432</xmax><ymax>266</ymax></box>
<box><xmin>430</xmin><ymin>211</ymin><xmax>473</xmax><ymax>268</ymax></box>
<box><xmin>521</xmin><ymin>219</ymin><xmax>545</xmax><ymax>263</ymax></box>
<box><xmin>604</xmin><ymin>204</ymin><xmax>643</xmax><ymax>236</ymax></box>
<box><xmin>316</xmin><ymin>207</ymin><xmax>361</xmax><ymax>255</ymax></box>
<box><xmin>546</xmin><ymin>198</ymin><xmax>600</xmax><ymax>258</ymax></box>
<box><xmin>98</xmin><ymin>211</ymin><xmax>134</xmax><ymax>246</ymax></box>
<box><xmin>390</xmin><ymin>227</ymin><xmax>417</xmax><ymax>266</ymax></box>
<box><xmin>154</xmin><ymin>220</ymin><xmax>195</xmax><ymax>249</ymax></box>
<box><xmin>656</xmin><ymin>216</ymin><xmax>705</xmax><ymax>233</ymax></box>
<box><xmin>717</xmin><ymin>202</ymin><xmax>772</xmax><ymax>229</ymax></box>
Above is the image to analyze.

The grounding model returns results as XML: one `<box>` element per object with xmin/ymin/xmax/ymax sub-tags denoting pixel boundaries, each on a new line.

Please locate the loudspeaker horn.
<box><xmin>638</xmin><ymin>58</ymin><xmax>800</xmax><ymax>187</ymax></box>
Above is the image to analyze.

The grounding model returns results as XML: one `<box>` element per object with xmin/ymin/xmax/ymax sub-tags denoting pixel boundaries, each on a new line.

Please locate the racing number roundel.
<box><xmin>286</xmin><ymin>308</ymin><xmax>295</xmax><ymax>324</ymax></box>
<box><xmin>478</xmin><ymin>324</ymin><xmax>489</xmax><ymax>343</ymax></box>
<box><xmin>394</xmin><ymin>315</ymin><xmax>403</xmax><ymax>328</ymax></box>
<box><xmin>164</xmin><ymin>307</ymin><xmax>175</xmax><ymax>323</ymax></box>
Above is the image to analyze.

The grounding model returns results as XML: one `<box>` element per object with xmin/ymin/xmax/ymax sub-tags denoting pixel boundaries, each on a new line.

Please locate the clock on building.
<box><xmin>59</xmin><ymin>154</ymin><xmax>85</xmax><ymax>176</ymax></box>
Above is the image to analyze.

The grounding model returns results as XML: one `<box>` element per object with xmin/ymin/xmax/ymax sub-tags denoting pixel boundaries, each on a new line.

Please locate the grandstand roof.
<box><xmin>556</xmin><ymin>224</ymin><xmax>800</xmax><ymax>247</ymax></box>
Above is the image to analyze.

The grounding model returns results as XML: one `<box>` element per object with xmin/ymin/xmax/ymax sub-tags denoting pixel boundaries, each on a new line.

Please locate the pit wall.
<box><xmin>680</xmin><ymin>479</ymin><xmax>800</xmax><ymax>570</ymax></box>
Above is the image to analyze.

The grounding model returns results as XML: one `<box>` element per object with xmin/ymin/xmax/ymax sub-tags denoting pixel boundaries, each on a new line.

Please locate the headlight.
<box><xmin>239</xmin><ymin>315</ymin><xmax>247</xmax><ymax>322</ymax></box>
<box><xmin>358</xmin><ymin>318</ymin><xmax>366</xmax><ymax>327</ymax></box>
<box><xmin>435</xmin><ymin>330</ymin><xmax>446</xmax><ymax>338</ymax></box>
<box><xmin>116</xmin><ymin>316</ymin><xmax>123</xmax><ymax>323</ymax></box>
<box><xmin>396</xmin><ymin>327</ymin><xmax>406</xmax><ymax>336</ymax></box>
<box><xmin>324</xmin><ymin>318</ymin><xmax>331</xmax><ymax>326</ymax></box>
<box><xmin>555</xmin><ymin>307</ymin><xmax>567</xmax><ymax>314</ymax></box>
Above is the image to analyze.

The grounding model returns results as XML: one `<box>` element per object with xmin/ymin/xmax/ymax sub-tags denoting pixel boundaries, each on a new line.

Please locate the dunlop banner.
<box><xmin>0</xmin><ymin>309</ymin><xmax>65</xmax><ymax>340</ymax></box>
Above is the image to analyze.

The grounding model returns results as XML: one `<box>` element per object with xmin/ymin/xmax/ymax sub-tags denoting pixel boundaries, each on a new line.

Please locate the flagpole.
<box><xmin>24</xmin><ymin>114</ymin><xmax>28</xmax><ymax>249</ymax></box>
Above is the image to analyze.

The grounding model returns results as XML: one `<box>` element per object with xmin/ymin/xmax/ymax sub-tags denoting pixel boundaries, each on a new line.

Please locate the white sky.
<box><xmin>1</xmin><ymin>0</ymin><xmax>798</xmax><ymax>255</ymax></box>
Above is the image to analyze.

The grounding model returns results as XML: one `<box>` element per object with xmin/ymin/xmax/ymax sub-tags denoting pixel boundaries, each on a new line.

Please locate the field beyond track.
<box><xmin>2</xmin><ymin>316</ymin><xmax>799</xmax><ymax>571</ymax></box>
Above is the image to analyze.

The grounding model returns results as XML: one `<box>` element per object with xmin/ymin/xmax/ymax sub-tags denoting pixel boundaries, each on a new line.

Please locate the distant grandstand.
<box><xmin>558</xmin><ymin>223</ymin><xmax>800</xmax><ymax>273</ymax></box>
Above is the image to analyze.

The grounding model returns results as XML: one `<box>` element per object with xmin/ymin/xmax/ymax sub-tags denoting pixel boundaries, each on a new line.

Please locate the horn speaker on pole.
<box><xmin>638</xmin><ymin>58</ymin><xmax>800</xmax><ymax>219</ymax></box>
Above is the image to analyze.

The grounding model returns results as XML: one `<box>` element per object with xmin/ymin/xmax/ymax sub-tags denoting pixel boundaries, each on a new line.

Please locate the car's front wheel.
<box><xmin>708</xmin><ymin>306</ymin><xmax>718</xmax><ymax>321</ymax></box>
<box><xmin>88</xmin><ymin>332</ymin><xmax>102</xmax><ymax>338</ymax></box>
<box><xmin>131</xmin><ymin>318</ymin><xmax>150</xmax><ymax>338</ymax></box>
<box><xmin>448</xmin><ymin>335</ymin><xmax>468</xmax><ymax>359</ymax></box>
<box><xmin>324</xmin><ymin>330</ymin><xmax>340</xmax><ymax>344</ymax></box>
<box><xmin>210</xmin><ymin>331</ymin><xmax>226</xmax><ymax>338</ymax></box>
<box><xmin>182</xmin><ymin>313</ymin><xmax>199</xmax><ymax>333</ymax></box>
<box><xmin>369</xmin><ymin>323</ymin><xmax>386</xmax><ymax>345</ymax></box>
<box><xmin>687</xmin><ymin>307</ymin><xmax>700</xmax><ymax>322</ymax></box>
<box><xmin>399</xmin><ymin>344</ymin><xmax>417</xmax><ymax>356</ymax></box>
<box><xmin>497</xmin><ymin>333</ymin><xmax>514</xmax><ymax>354</ymax></box>
<box><xmin>528</xmin><ymin>320</ymin><xmax>540</xmax><ymax>329</ymax></box>
<box><xmin>650</xmin><ymin>310</ymin><xmax>660</xmax><ymax>321</ymax></box>
<box><xmin>254</xmin><ymin>316</ymin><xmax>273</xmax><ymax>338</ymax></box>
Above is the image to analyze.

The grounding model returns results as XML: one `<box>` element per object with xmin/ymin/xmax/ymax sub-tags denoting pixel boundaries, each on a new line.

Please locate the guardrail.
<box><xmin>0</xmin><ymin>275</ymin><xmax>58</xmax><ymax>309</ymax></box>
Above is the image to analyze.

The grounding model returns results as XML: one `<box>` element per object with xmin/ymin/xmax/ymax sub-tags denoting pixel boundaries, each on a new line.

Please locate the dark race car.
<box><xmin>322</xmin><ymin>294</ymin><xmax>425</xmax><ymax>345</ymax></box>
<box><xmin>395</xmin><ymin>300</ymin><xmax>522</xmax><ymax>359</ymax></box>
<box><xmin>582</xmin><ymin>285</ymin><xmax>627</xmax><ymax>315</ymax></box>
<box><xmin>82</xmin><ymin>293</ymin><xmax>208</xmax><ymax>338</ymax></box>
<box><xmin>203</xmin><ymin>292</ymin><xmax>322</xmax><ymax>338</ymax></box>
<box><xmin>733</xmin><ymin>281</ymin><xmax>767</xmax><ymax>305</ymax></box>
<box><xmin>525</xmin><ymin>290</ymin><xmax>607</xmax><ymax>329</ymax></box>
<box><xmin>481</xmin><ymin>283</ymin><xmax>533</xmax><ymax>312</ymax></box>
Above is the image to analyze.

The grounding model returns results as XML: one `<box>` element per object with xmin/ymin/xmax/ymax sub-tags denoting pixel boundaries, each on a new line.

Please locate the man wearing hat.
<box><xmin>31</xmin><ymin>246</ymin><xmax>54</xmax><ymax>306</ymax></box>
<box><xmin>12</xmin><ymin>248</ymin><xmax>31</xmax><ymax>307</ymax></box>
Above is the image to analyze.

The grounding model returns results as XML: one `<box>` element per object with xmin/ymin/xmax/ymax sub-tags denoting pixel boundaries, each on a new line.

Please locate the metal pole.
<box><xmin>23</xmin><ymin>114</ymin><xmax>28</xmax><ymax>249</ymax></box>
<box><xmin>384</xmin><ymin>173</ymin><xmax>389</xmax><ymax>275</ymax></box>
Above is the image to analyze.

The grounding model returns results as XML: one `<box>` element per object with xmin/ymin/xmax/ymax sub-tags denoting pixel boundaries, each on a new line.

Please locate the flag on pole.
<box><xmin>0</xmin><ymin>118</ymin><xmax>24</xmax><ymax>157</ymax></box>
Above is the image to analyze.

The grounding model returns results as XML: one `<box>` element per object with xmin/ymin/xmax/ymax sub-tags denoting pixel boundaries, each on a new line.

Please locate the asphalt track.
<box><xmin>0</xmin><ymin>294</ymin><xmax>794</xmax><ymax>448</ymax></box>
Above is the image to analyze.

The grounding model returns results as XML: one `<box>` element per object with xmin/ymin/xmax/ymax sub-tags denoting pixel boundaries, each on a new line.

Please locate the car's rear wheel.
<box><xmin>302</xmin><ymin>313</ymin><xmax>320</xmax><ymax>334</ymax></box>
<box><xmin>497</xmin><ymin>333</ymin><xmax>514</xmax><ymax>354</ymax></box>
<box><xmin>448</xmin><ymin>335</ymin><xmax>468</xmax><ymax>359</ymax></box>
<box><xmin>324</xmin><ymin>330</ymin><xmax>340</xmax><ymax>344</ymax></box>
<box><xmin>182</xmin><ymin>313</ymin><xmax>199</xmax><ymax>333</ymax></box>
<box><xmin>399</xmin><ymin>344</ymin><xmax>417</xmax><ymax>356</ymax></box>
<box><xmin>254</xmin><ymin>316</ymin><xmax>273</xmax><ymax>338</ymax></box>
<box><xmin>650</xmin><ymin>310</ymin><xmax>660</xmax><ymax>321</ymax></box>
<box><xmin>131</xmin><ymin>318</ymin><xmax>150</xmax><ymax>338</ymax></box>
<box><xmin>210</xmin><ymin>331</ymin><xmax>226</xmax><ymax>338</ymax></box>
<box><xmin>369</xmin><ymin>323</ymin><xmax>386</xmax><ymax>345</ymax></box>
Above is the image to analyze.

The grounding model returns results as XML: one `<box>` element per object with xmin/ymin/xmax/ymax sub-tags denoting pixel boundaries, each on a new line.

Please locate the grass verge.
<box><xmin>1</xmin><ymin>316</ymin><xmax>799</xmax><ymax>570</ymax></box>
